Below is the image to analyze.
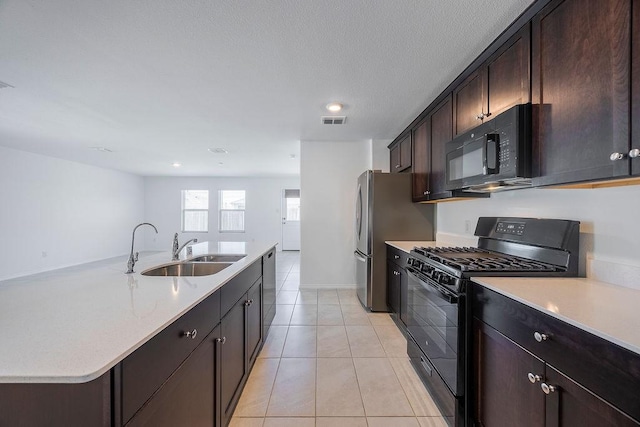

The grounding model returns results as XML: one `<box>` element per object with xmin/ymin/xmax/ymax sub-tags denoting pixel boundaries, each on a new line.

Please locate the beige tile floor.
<box><xmin>230</xmin><ymin>251</ymin><xmax>447</xmax><ymax>427</ymax></box>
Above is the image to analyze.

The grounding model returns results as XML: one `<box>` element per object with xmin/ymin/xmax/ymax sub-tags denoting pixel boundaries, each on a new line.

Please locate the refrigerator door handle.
<box><xmin>354</xmin><ymin>251</ymin><xmax>368</xmax><ymax>263</ymax></box>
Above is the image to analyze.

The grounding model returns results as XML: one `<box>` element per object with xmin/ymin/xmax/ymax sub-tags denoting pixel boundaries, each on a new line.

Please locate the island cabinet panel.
<box><xmin>221</xmin><ymin>294</ymin><xmax>247</xmax><ymax>427</ymax></box>
<box><xmin>262</xmin><ymin>248</ymin><xmax>276</xmax><ymax>339</ymax></box>
<box><xmin>0</xmin><ymin>372</ymin><xmax>111</xmax><ymax>427</ymax></box>
<box><xmin>121</xmin><ymin>289</ymin><xmax>221</xmax><ymax>424</ymax></box>
<box><xmin>531</xmin><ymin>0</ymin><xmax>631</xmax><ymax>186</ymax></box>
<box><xmin>221</xmin><ymin>260</ymin><xmax>261</xmax><ymax>315</ymax></box>
<box><xmin>246</xmin><ymin>279</ymin><xmax>263</xmax><ymax>368</ymax></box>
<box><xmin>126</xmin><ymin>325</ymin><xmax>221</xmax><ymax>427</ymax></box>
<box><xmin>471</xmin><ymin>284</ymin><xmax>640</xmax><ymax>426</ymax></box>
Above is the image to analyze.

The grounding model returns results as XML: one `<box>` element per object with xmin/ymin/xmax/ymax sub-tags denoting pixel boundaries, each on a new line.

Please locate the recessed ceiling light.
<box><xmin>208</xmin><ymin>148</ymin><xmax>228</xmax><ymax>154</ymax></box>
<box><xmin>290</xmin><ymin>154</ymin><xmax>296</xmax><ymax>159</ymax></box>
<box><xmin>326</xmin><ymin>102</ymin><xmax>343</xmax><ymax>112</ymax></box>
<box><xmin>89</xmin><ymin>146</ymin><xmax>113</xmax><ymax>152</ymax></box>
<box><xmin>172</xmin><ymin>162</ymin><xmax>182</xmax><ymax>168</ymax></box>
<box><xmin>218</xmin><ymin>162</ymin><xmax>224</xmax><ymax>165</ymax></box>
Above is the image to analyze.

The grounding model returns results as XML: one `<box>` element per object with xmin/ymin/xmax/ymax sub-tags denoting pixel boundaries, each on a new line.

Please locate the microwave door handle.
<box><xmin>406</xmin><ymin>268</ymin><xmax>458</xmax><ymax>304</ymax></box>
<box><xmin>483</xmin><ymin>133</ymin><xmax>499</xmax><ymax>175</ymax></box>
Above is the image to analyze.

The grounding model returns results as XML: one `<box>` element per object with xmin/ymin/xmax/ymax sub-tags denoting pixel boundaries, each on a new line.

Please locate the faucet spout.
<box><xmin>172</xmin><ymin>237</ymin><xmax>198</xmax><ymax>260</ymax></box>
<box><xmin>126</xmin><ymin>222</ymin><xmax>158</xmax><ymax>274</ymax></box>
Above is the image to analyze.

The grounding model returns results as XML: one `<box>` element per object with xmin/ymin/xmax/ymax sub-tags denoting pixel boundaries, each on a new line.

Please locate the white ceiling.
<box><xmin>0</xmin><ymin>0</ymin><xmax>534</xmax><ymax>177</ymax></box>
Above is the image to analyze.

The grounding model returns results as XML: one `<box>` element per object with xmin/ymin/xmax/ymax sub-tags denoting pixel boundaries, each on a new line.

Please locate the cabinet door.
<box><xmin>126</xmin><ymin>325</ymin><xmax>221</xmax><ymax>427</ymax></box>
<box><xmin>221</xmin><ymin>297</ymin><xmax>247</xmax><ymax>426</ymax></box>
<box><xmin>473</xmin><ymin>319</ymin><xmax>545</xmax><ymax>427</ymax></box>
<box><xmin>390</xmin><ymin>143</ymin><xmax>401</xmax><ymax>173</ymax></box>
<box><xmin>262</xmin><ymin>249</ymin><xmax>276</xmax><ymax>338</ymax></box>
<box><xmin>544</xmin><ymin>364</ymin><xmax>640</xmax><ymax>427</ymax></box>
<box><xmin>412</xmin><ymin>118</ymin><xmax>431</xmax><ymax>201</ymax></box>
<box><xmin>632</xmin><ymin>1</ymin><xmax>640</xmax><ymax>176</ymax></box>
<box><xmin>246</xmin><ymin>279</ymin><xmax>262</xmax><ymax>369</ymax></box>
<box><xmin>531</xmin><ymin>0</ymin><xmax>630</xmax><ymax>186</ymax></box>
<box><xmin>453</xmin><ymin>69</ymin><xmax>486</xmax><ymax>136</ymax></box>
<box><xmin>400</xmin><ymin>135</ymin><xmax>412</xmax><ymax>171</ymax></box>
<box><xmin>386</xmin><ymin>260</ymin><xmax>401</xmax><ymax>315</ymax></box>
<box><xmin>429</xmin><ymin>95</ymin><xmax>454</xmax><ymax>198</ymax></box>
<box><xmin>486</xmin><ymin>24</ymin><xmax>530</xmax><ymax>118</ymax></box>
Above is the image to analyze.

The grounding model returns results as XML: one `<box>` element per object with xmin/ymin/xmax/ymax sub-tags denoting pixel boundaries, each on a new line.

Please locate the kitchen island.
<box><xmin>0</xmin><ymin>240</ymin><xmax>277</xmax><ymax>426</ymax></box>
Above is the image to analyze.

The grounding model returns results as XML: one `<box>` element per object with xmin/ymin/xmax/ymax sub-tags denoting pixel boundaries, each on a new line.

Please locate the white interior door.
<box><xmin>282</xmin><ymin>189</ymin><xmax>301</xmax><ymax>251</ymax></box>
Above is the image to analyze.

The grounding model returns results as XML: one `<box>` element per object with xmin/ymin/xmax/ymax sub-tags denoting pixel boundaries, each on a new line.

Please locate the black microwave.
<box><xmin>444</xmin><ymin>103</ymin><xmax>532</xmax><ymax>192</ymax></box>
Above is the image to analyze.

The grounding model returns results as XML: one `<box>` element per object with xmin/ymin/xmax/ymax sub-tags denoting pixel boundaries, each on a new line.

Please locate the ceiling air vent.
<box><xmin>321</xmin><ymin>116</ymin><xmax>346</xmax><ymax>125</ymax></box>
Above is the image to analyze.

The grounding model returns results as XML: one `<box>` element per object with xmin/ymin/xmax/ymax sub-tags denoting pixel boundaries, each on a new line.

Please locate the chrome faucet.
<box><xmin>172</xmin><ymin>235</ymin><xmax>198</xmax><ymax>261</ymax></box>
<box><xmin>126</xmin><ymin>222</ymin><xmax>158</xmax><ymax>274</ymax></box>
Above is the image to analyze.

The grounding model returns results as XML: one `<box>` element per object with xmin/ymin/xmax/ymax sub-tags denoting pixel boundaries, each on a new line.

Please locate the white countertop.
<box><xmin>0</xmin><ymin>241</ymin><xmax>276</xmax><ymax>384</ymax></box>
<box><xmin>473</xmin><ymin>277</ymin><xmax>640</xmax><ymax>356</ymax></box>
<box><xmin>385</xmin><ymin>241</ymin><xmax>438</xmax><ymax>253</ymax></box>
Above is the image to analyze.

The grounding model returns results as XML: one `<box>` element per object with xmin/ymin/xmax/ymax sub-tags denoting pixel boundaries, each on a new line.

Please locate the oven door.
<box><xmin>406</xmin><ymin>267</ymin><xmax>463</xmax><ymax>396</ymax></box>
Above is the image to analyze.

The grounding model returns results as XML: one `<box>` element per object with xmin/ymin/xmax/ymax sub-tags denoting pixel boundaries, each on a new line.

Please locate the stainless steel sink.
<box><xmin>190</xmin><ymin>254</ymin><xmax>246</xmax><ymax>263</ymax></box>
<box><xmin>141</xmin><ymin>262</ymin><xmax>233</xmax><ymax>277</ymax></box>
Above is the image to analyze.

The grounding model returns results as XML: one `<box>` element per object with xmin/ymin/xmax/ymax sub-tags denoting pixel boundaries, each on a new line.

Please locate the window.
<box><xmin>219</xmin><ymin>190</ymin><xmax>246</xmax><ymax>232</ymax></box>
<box><xmin>182</xmin><ymin>190</ymin><xmax>209</xmax><ymax>232</ymax></box>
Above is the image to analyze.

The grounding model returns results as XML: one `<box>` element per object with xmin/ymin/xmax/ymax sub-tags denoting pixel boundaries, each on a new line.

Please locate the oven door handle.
<box><xmin>406</xmin><ymin>267</ymin><xmax>458</xmax><ymax>304</ymax></box>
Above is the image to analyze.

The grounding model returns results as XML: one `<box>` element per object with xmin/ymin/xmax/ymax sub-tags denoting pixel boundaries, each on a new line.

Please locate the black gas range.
<box><xmin>405</xmin><ymin>217</ymin><xmax>580</xmax><ymax>427</ymax></box>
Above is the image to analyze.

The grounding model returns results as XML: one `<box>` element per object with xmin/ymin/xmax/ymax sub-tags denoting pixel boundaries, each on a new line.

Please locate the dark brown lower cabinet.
<box><xmin>386</xmin><ymin>259</ymin><xmax>401</xmax><ymax>316</ymax></box>
<box><xmin>126</xmin><ymin>325</ymin><xmax>221</xmax><ymax>427</ymax></box>
<box><xmin>544</xmin><ymin>364</ymin><xmax>639</xmax><ymax>427</ymax></box>
<box><xmin>221</xmin><ymin>278</ymin><xmax>263</xmax><ymax>427</ymax></box>
<box><xmin>473</xmin><ymin>319</ymin><xmax>544</xmax><ymax>427</ymax></box>
<box><xmin>471</xmin><ymin>284</ymin><xmax>640</xmax><ymax>427</ymax></box>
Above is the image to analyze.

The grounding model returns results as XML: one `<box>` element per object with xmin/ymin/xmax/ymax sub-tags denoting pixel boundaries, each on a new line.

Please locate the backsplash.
<box><xmin>436</xmin><ymin>184</ymin><xmax>640</xmax><ymax>290</ymax></box>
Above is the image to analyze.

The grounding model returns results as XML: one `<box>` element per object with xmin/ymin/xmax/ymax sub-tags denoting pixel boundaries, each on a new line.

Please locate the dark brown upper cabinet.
<box><xmin>428</xmin><ymin>96</ymin><xmax>455</xmax><ymax>199</ymax></box>
<box><xmin>453</xmin><ymin>25</ymin><xmax>530</xmax><ymax>137</ymax></box>
<box><xmin>531</xmin><ymin>0</ymin><xmax>631</xmax><ymax>186</ymax></box>
<box><xmin>631</xmin><ymin>1</ymin><xmax>640</xmax><ymax>177</ymax></box>
<box><xmin>411</xmin><ymin>118</ymin><xmax>430</xmax><ymax>201</ymax></box>
<box><xmin>390</xmin><ymin>134</ymin><xmax>412</xmax><ymax>173</ymax></box>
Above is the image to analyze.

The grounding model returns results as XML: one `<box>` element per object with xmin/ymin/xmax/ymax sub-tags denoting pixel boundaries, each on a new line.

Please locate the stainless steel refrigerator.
<box><xmin>354</xmin><ymin>170</ymin><xmax>435</xmax><ymax>311</ymax></box>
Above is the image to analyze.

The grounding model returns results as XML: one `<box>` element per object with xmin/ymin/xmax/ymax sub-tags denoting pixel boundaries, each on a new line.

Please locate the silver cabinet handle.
<box><xmin>629</xmin><ymin>148</ymin><xmax>640</xmax><ymax>158</ymax></box>
<box><xmin>476</xmin><ymin>113</ymin><xmax>485</xmax><ymax>120</ymax></box>
<box><xmin>216</xmin><ymin>336</ymin><xmax>226</xmax><ymax>344</ymax></box>
<box><xmin>394</xmin><ymin>255</ymin><xmax>400</xmax><ymax>259</ymax></box>
<box><xmin>423</xmin><ymin>190</ymin><xmax>430</xmax><ymax>196</ymax></box>
<box><xmin>527</xmin><ymin>373</ymin><xmax>542</xmax><ymax>383</ymax></box>
<box><xmin>610</xmin><ymin>152</ymin><xmax>627</xmax><ymax>161</ymax></box>
<box><xmin>395</xmin><ymin>164</ymin><xmax>401</xmax><ymax>169</ymax></box>
<box><xmin>393</xmin><ymin>270</ymin><xmax>400</xmax><ymax>276</ymax></box>
<box><xmin>541</xmin><ymin>383</ymin><xmax>556</xmax><ymax>394</ymax></box>
<box><xmin>183</xmin><ymin>329</ymin><xmax>197</xmax><ymax>339</ymax></box>
<box><xmin>533</xmin><ymin>331</ymin><xmax>549</xmax><ymax>342</ymax></box>
<box><xmin>244</xmin><ymin>299</ymin><xmax>254</xmax><ymax>306</ymax></box>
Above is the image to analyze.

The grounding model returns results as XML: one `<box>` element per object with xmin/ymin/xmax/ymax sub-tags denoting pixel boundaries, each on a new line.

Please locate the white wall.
<box><xmin>0</xmin><ymin>146</ymin><xmax>145</xmax><ymax>280</ymax></box>
<box><xmin>372</xmin><ymin>139</ymin><xmax>391</xmax><ymax>172</ymax></box>
<box><xmin>143</xmin><ymin>176</ymin><xmax>300</xmax><ymax>252</ymax></box>
<box><xmin>300</xmin><ymin>140</ymin><xmax>371</xmax><ymax>287</ymax></box>
<box><xmin>436</xmin><ymin>185</ymin><xmax>640</xmax><ymax>287</ymax></box>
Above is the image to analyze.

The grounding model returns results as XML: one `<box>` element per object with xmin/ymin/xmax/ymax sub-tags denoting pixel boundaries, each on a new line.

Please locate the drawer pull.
<box><xmin>216</xmin><ymin>336</ymin><xmax>227</xmax><ymax>344</ymax></box>
<box><xmin>244</xmin><ymin>299</ymin><xmax>254</xmax><ymax>306</ymax></box>
<box><xmin>394</xmin><ymin>255</ymin><xmax>400</xmax><ymax>259</ymax></box>
<box><xmin>183</xmin><ymin>329</ymin><xmax>197</xmax><ymax>339</ymax></box>
<box><xmin>393</xmin><ymin>271</ymin><xmax>400</xmax><ymax>276</ymax></box>
<box><xmin>533</xmin><ymin>332</ymin><xmax>549</xmax><ymax>342</ymax></box>
<box><xmin>527</xmin><ymin>373</ymin><xmax>542</xmax><ymax>383</ymax></box>
<box><xmin>541</xmin><ymin>383</ymin><xmax>557</xmax><ymax>394</ymax></box>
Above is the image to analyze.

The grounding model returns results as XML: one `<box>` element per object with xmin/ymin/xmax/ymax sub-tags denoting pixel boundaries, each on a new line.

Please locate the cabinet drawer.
<box><xmin>387</xmin><ymin>246</ymin><xmax>409</xmax><ymax>267</ymax></box>
<box><xmin>121</xmin><ymin>290</ymin><xmax>220</xmax><ymax>423</ymax></box>
<box><xmin>221</xmin><ymin>260</ymin><xmax>261</xmax><ymax>316</ymax></box>
<box><xmin>472</xmin><ymin>284</ymin><xmax>640</xmax><ymax>422</ymax></box>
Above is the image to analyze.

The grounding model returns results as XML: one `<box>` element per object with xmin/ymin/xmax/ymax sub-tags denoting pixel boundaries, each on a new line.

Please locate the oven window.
<box><xmin>449</xmin><ymin>146</ymin><xmax>483</xmax><ymax>180</ymax></box>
